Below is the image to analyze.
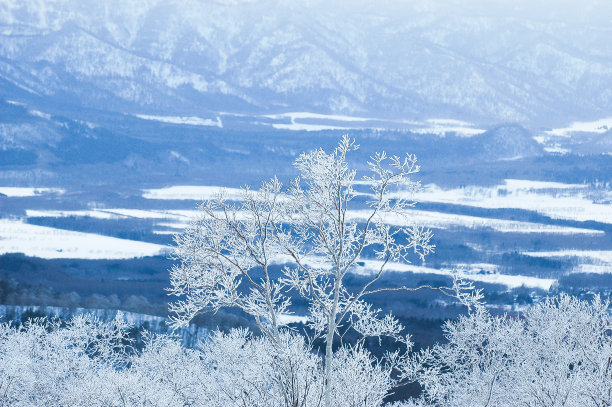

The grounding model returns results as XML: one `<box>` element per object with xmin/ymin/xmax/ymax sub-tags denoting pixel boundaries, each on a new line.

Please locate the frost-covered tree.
<box><xmin>403</xmin><ymin>294</ymin><xmax>612</xmax><ymax>407</ymax></box>
<box><xmin>0</xmin><ymin>314</ymin><xmax>130</xmax><ymax>406</ymax></box>
<box><xmin>168</xmin><ymin>136</ymin><xmax>477</xmax><ymax>406</ymax></box>
<box><xmin>0</xmin><ymin>313</ymin><xmax>398</xmax><ymax>407</ymax></box>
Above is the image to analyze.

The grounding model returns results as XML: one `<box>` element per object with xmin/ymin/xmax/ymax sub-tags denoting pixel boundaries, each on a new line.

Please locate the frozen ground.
<box><xmin>354</xmin><ymin>260</ymin><xmax>555</xmax><ymax>290</ymax></box>
<box><xmin>142</xmin><ymin>185</ymin><xmax>245</xmax><ymax>201</ymax></box>
<box><xmin>545</xmin><ymin>117</ymin><xmax>612</xmax><ymax>137</ymax></box>
<box><xmin>134</xmin><ymin>114</ymin><xmax>222</xmax><ymax>127</ymax></box>
<box><xmin>408</xmin><ymin>180</ymin><xmax>612</xmax><ymax>225</ymax></box>
<box><xmin>0</xmin><ymin>187</ymin><xmax>65</xmax><ymax>197</ymax></box>
<box><xmin>0</xmin><ymin>219</ymin><xmax>168</xmax><ymax>259</ymax></box>
<box><xmin>5</xmin><ymin>178</ymin><xmax>611</xmax><ymax>294</ymax></box>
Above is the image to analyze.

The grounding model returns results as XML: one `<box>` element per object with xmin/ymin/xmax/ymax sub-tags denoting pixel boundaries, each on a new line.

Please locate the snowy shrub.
<box><xmin>0</xmin><ymin>314</ymin><xmax>129</xmax><ymax>406</ymax></box>
<box><xmin>405</xmin><ymin>294</ymin><xmax>612</xmax><ymax>407</ymax></box>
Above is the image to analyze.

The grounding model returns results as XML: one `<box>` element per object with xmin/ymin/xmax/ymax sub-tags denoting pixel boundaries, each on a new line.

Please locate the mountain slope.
<box><xmin>1</xmin><ymin>0</ymin><xmax>612</xmax><ymax>126</ymax></box>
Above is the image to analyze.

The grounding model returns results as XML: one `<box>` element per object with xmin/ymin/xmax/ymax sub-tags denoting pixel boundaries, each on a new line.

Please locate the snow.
<box><xmin>104</xmin><ymin>208</ymin><xmax>188</xmax><ymax>219</ymax></box>
<box><xmin>543</xmin><ymin>145</ymin><xmax>571</xmax><ymax>154</ymax></box>
<box><xmin>134</xmin><ymin>114</ymin><xmax>222</xmax><ymax>127</ymax></box>
<box><xmin>277</xmin><ymin>314</ymin><xmax>308</xmax><ymax>325</ymax></box>
<box><xmin>354</xmin><ymin>260</ymin><xmax>555</xmax><ymax>290</ymax></box>
<box><xmin>347</xmin><ymin>209</ymin><xmax>603</xmax><ymax>235</ymax></box>
<box><xmin>263</xmin><ymin>112</ymin><xmax>372</xmax><ymax>122</ymax></box>
<box><xmin>261</xmin><ymin>113</ymin><xmax>485</xmax><ymax>135</ymax></box>
<box><xmin>266</xmin><ymin>254</ymin><xmax>554</xmax><ymax>290</ymax></box>
<box><xmin>31</xmin><ymin>206</ymin><xmax>599</xmax><ymax>236</ymax></box>
<box><xmin>143</xmin><ymin>185</ymin><xmax>245</xmax><ymax>200</ymax></box>
<box><xmin>571</xmin><ymin>264</ymin><xmax>612</xmax><ymax>274</ymax></box>
<box><xmin>26</xmin><ymin>209</ymin><xmax>124</xmax><ymax>219</ymax></box>
<box><xmin>407</xmin><ymin>180</ymin><xmax>612</xmax><ymax>225</ymax></box>
<box><xmin>271</xmin><ymin>123</ymin><xmax>353</xmax><ymax>131</ymax></box>
<box><xmin>503</xmin><ymin>179</ymin><xmax>587</xmax><ymax>190</ymax></box>
<box><xmin>24</xmin><ymin>208</ymin><xmax>196</xmax><ymax>220</ymax></box>
<box><xmin>0</xmin><ymin>187</ymin><xmax>65</xmax><ymax>197</ymax></box>
<box><xmin>410</xmin><ymin>119</ymin><xmax>485</xmax><ymax>137</ymax></box>
<box><xmin>524</xmin><ymin>250</ymin><xmax>612</xmax><ymax>275</ymax></box>
<box><xmin>29</xmin><ymin>109</ymin><xmax>51</xmax><ymax>120</ymax></box>
<box><xmin>545</xmin><ymin>117</ymin><xmax>612</xmax><ymax>137</ymax></box>
<box><xmin>523</xmin><ymin>250</ymin><xmax>612</xmax><ymax>264</ymax></box>
<box><xmin>0</xmin><ymin>219</ymin><xmax>168</xmax><ymax>259</ymax></box>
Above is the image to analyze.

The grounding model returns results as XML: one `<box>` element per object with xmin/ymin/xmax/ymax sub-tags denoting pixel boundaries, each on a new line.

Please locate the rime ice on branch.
<box><xmin>168</xmin><ymin>136</ymin><xmax>479</xmax><ymax>407</ymax></box>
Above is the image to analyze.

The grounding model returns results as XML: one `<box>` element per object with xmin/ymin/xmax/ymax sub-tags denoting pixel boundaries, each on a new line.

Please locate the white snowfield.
<box><xmin>27</xmin><ymin>205</ymin><xmax>602</xmax><ymax>236</ymax></box>
<box><xmin>262</xmin><ymin>112</ymin><xmax>373</xmax><ymax>122</ymax></box>
<box><xmin>134</xmin><ymin>114</ymin><xmax>222</xmax><ymax>127</ymax></box>
<box><xmin>271</xmin><ymin>123</ymin><xmax>353</xmax><ymax>131</ymax></box>
<box><xmin>409</xmin><ymin>179</ymin><xmax>612</xmax><ymax>225</ymax></box>
<box><xmin>0</xmin><ymin>219</ymin><xmax>168</xmax><ymax>259</ymax></box>
<box><xmin>277</xmin><ymin>314</ymin><xmax>308</xmax><ymax>325</ymax></box>
<box><xmin>571</xmin><ymin>264</ymin><xmax>612</xmax><ymax>275</ymax></box>
<box><xmin>351</xmin><ymin>260</ymin><xmax>555</xmax><ymax>290</ymax></box>
<box><xmin>0</xmin><ymin>187</ymin><xmax>65</xmax><ymax>197</ymax></box>
<box><xmin>523</xmin><ymin>250</ymin><xmax>612</xmax><ymax>275</ymax></box>
<box><xmin>26</xmin><ymin>209</ymin><xmax>199</xmax><ymax>221</ymax></box>
<box><xmin>26</xmin><ymin>209</ymin><xmax>123</xmax><ymax>220</ymax></box>
<box><xmin>545</xmin><ymin>117</ymin><xmax>612</xmax><ymax>137</ymax></box>
<box><xmin>0</xmin><ymin>212</ymin><xmax>561</xmax><ymax>289</ymax></box>
<box><xmin>524</xmin><ymin>250</ymin><xmax>612</xmax><ymax>265</ymax></box>
<box><xmin>142</xmin><ymin>185</ymin><xmax>245</xmax><ymax>201</ymax></box>
<box><xmin>267</xmin><ymin>254</ymin><xmax>554</xmax><ymax>290</ymax></box>
<box><xmin>64</xmin><ymin>209</ymin><xmax>603</xmax><ymax>236</ymax></box>
<box><xmin>262</xmin><ymin>112</ymin><xmax>485</xmax><ymax>136</ymax></box>
<box><xmin>347</xmin><ymin>209</ymin><xmax>602</xmax><ymax>235</ymax></box>
<box><xmin>410</xmin><ymin>119</ymin><xmax>485</xmax><ymax>137</ymax></box>
<box><xmin>141</xmin><ymin>179</ymin><xmax>609</xmax><ymax>227</ymax></box>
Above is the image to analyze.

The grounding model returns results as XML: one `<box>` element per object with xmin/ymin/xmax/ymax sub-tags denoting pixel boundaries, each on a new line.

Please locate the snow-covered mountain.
<box><xmin>2</xmin><ymin>0</ymin><xmax>612</xmax><ymax>127</ymax></box>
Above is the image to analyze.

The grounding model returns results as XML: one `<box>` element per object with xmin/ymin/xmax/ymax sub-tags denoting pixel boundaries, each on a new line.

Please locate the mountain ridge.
<box><xmin>2</xmin><ymin>0</ymin><xmax>612</xmax><ymax>127</ymax></box>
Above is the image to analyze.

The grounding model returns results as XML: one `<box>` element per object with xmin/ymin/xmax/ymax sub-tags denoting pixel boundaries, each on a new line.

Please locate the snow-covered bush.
<box><xmin>2</xmin><ymin>296</ymin><xmax>612</xmax><ymax>406</ymax></box>
<box><xmin>0</xmin><ymin>314</ymin><xmax>129</xmax><ymax>406</ymax></box>
<box><xmin>0</xmin><ymin>315</ymin><xmax>398</xmax><ymax>407</ymax></box>
<box><xmin>404</xmin><ymin>294</ymin><xmax>612</xmax><ymax>407</ymax></box>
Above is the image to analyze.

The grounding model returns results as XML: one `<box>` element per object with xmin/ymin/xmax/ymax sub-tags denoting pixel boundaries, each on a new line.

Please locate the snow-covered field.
<box><xmin>262</xmin><ymin>112</ymin><xmax>373</xmax><ymax>122</ymax></box>
<box><xmin>523</xmin><ymin>250</ymin><xmax>612</xmax><ymax>263</ymax></box>
<box><xmin>134</xmin><ymin>114</ymin><xmax>222</xmax><ymax>127</ymax></box>
<box><xmin>26</xmin><ymin>206</ymin><xmax>602</xmax><ymax>236</ymax></box>
<box><xmin>0</xmin><ymin>219</ymin><xmax>167</xmax><ymax>259</ymax></box>
<box><xmin>350</xmin><ymin>209</ymin><xmax>603</xmax><ymax>235</ymax></box>
<box><xmin>140</xmin><ymin>180</ymin><xmax>611</xmax><ymax>228</ymax></box>
<box><xmin>545</xmin><ymin>117</ymin><xmax>612</xmax><ymax>137</ymax></box>
<box><xmin>0</xmin><ymin>187</ymin><xmax>65</xmax><ymax>197</ymax></box>
<box><xmin>260</xmin><ymin>112</ymin><xmax>485</xmax><ymax>135</ymax></box>
<box><xmin>142</xmin><ymin>185</ymin><xmax>244</xmax><ymax>200</ymax></box>
<box><xmin>6</xmin><ymin>179</ymin><xmax>610</xmax><ymax>288</ymax></box>
<box><xmin>354</xmin><ymin>259</ymin><xmax>555</xmax><ymax>290</ymax></box>
<box><xmin>408</xmin><ymin>179</ymin><xmax>612</xmax><ymax>225</ymax></box>
<box><xmin>277</xmin><ymin>314</ymin><xmax>308</xmax><ymax>325</ymax></box>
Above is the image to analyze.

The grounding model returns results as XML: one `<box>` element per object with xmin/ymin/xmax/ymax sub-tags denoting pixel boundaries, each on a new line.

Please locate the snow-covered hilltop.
<box><xmin>1</xmin><ymin>0</ymin><xmax>612</xmax><ymax>126</ymax></box>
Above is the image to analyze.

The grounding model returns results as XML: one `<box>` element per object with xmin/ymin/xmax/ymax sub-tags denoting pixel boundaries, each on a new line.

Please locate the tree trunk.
<box><xmin>323</xmin><ymin>317</ymin><xmax>335</xmax><ymax>407</ymax></box>
<box><xmin>323</xmin><ymin>272</ymin><xmax>341</xmax><ymax>407</ymax></box>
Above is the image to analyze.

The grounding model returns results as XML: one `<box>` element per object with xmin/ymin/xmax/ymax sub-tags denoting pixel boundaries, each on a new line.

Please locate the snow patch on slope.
<box><xmin>143</xmin><ymin>185</ymin><xmax>244</xmax><ymax>200</ymax></box>
<box><xmin>134</xmin><ymin>114</ymin><xmax>222</xmax><ymax>127</ymax></box>
<box><xmin>408</xmin><ymin>180</ymin><xmax>612</xmax><ymax>225</ymax></box>
<box><xmin>546</xmin><ymin>117</ymin><xmax>612</xmax><ymax>137</ymax></box>
<box><xmin>0</xmin><ymin>219</ymin><xmax>167</xmax><ymax>259</ymax></box>
<box><xmin>0</xmin><ymin>187</ymin><xmax>65</xmax><ymax>197</ymax></box>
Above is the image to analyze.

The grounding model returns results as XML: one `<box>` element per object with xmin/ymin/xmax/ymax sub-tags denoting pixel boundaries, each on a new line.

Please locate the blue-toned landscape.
<box><xmin>1</xmin><ymin>1</ymin><xmax>612</xmax><ymax>405</ymax></box>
